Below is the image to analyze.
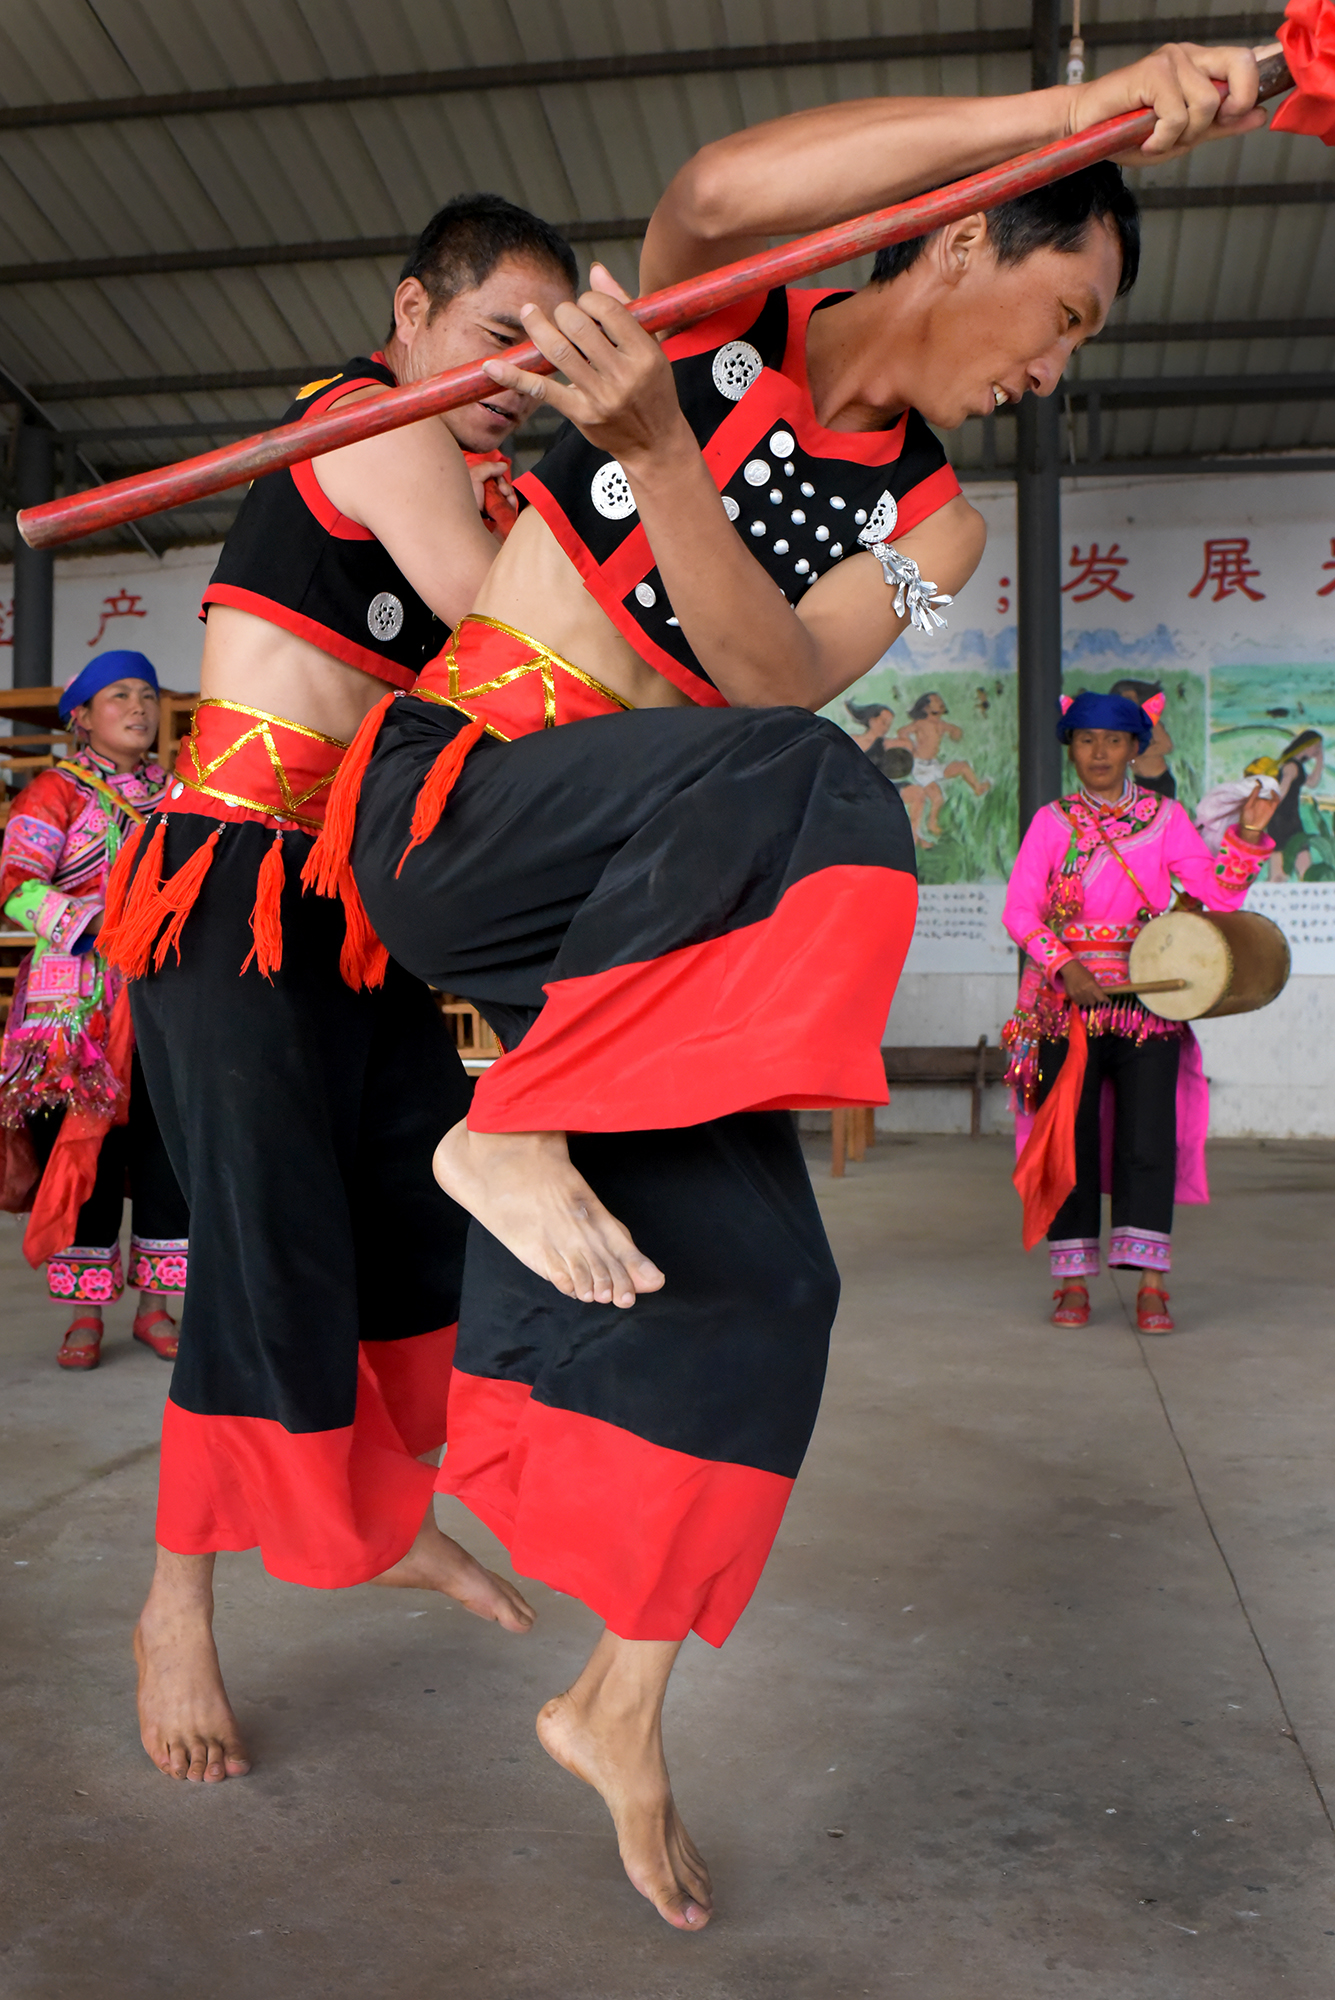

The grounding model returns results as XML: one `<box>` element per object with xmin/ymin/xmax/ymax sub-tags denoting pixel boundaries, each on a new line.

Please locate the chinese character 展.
<box><xmin>1188</xmin><ymin>537</ymin><xmax>1265</xmax><ymax>603</ymax></box>
<box><xmin>88</xmin><ymin>587</ymin><xmax>147</xmax><ymax>647</ymax></box>
<box><xmin>1319</xmin><ymin>538</ymin><xmax>1335</xmax><ymax>598</ymax></box>
<box><xmin>1062</xmin><ymin>542</ymin><xmax>1134</xmax><ymax>602</ymax></box>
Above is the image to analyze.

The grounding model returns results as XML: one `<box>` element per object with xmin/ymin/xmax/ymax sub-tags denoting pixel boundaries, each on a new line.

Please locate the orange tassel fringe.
<box><xmin>302</xmin><ymin>692</ymin><xmax>394</xmax><ymax>901</ymax></box>
<box><xmin>395</xmin><ymin>716</ymin><xmax>487</xmax><ymax>878</ymax></box>
<box><xmin>241</xmin><ymin>830</ymin><xmax>287</xmax><ymax>980</ymax></box>
<box><xmin>99</xmin><ymin>819</ymin><xmax>167</xmax><ymax>976</ymax></box>
<box><xmin>100</xmin><ymin>822</ymin><xmax>145</xmax><ymax>941</ymax></box>
<box><xmin>337</xmin><ymin>865</ymin><xmax>389</xmax><ymax>991</ymax></box>
<box><xmin>151</xmin><ymin>829</ymin><xmax>222</xmax><ymax>970</ymax></box>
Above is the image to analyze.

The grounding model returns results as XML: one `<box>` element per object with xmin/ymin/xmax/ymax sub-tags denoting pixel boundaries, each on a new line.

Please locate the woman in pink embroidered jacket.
<box><xmin>1001</xmin><ymin>689</ymin><xmax>1276</xmax><ymax>1333</ymax></box>
<box><xmin>0</xmin><ymin>653</ymin><xmax>188</xmax><ymax>1370</ymax></box>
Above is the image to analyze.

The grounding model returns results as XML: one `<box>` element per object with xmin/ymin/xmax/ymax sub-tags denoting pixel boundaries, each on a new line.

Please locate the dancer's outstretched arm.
<box><xmin>641</xmin><ymin>41</ymin><xmax>1266</xmax><ymax>288</ymax></box>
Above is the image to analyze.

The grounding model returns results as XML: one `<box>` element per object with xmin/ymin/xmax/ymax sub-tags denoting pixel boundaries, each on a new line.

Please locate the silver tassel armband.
<box><xmin>865</xmin><ymin>540</ymin><xmax>952</xmax><ymax>634</ymax></box>
<box><xmin>855</xmin><ymin>490</ymin><xmax>952</xmax><ymax>635</ymax></box>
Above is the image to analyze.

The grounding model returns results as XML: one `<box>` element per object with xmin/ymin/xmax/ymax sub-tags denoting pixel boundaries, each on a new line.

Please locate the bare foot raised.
<box><xmin>433</xmin><ymin>1123</ymin><xmax>665</xmax><ymax>1309</ymax></box>
<box><xmin>372</xmin><ymin>1508</ymin><xmax>535</xmax><ymax>1633</ymax></box>
<box><xmin>537</xmin><ymin>1678</ymin><xmax>712</xmax><ymax>1932</ymax></box>
<box><xmin>135</xmin><ymin>1557</ymin><xmax>250</xmax><ymax>1783</ymax></box>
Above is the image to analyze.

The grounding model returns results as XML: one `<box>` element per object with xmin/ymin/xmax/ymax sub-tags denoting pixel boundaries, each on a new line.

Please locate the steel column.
<box><xmin>13</xmin><ymin>425</ymin><xmax>55</xmax><ymax>687</ymax></box>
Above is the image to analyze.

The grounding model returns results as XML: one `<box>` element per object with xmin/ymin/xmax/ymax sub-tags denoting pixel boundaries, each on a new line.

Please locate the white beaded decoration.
<box><xmin>800</xmin><ymin>481</ymin><xmax>815</xmax><ymax>497</ymax></box>
<box><xmin>830</xmin><ymin>543</ymin><xmax>843</xmax><ymax>558</ymax></box>
<box><xmin>854</xmin><ymin>508</ymin><xmax>867</xmax><ymax>525</ymax></box>
<box><xmin>590</xmin><ymin>461</ymin><xmax>636</xmax><ymax>520</ymax></box>
<box><xmin>795</xmin><ymin>559</ymin><xmax>810</xmax><ymax>575</ymax></box>
<box><xmin>773</xmin><ymin>539</ymin><xmax>790</xmax><ymax>554</ymax></box>
<box><xmin>712</xmin><ymin>341</ymin><xmax>763</xmax><ymax>400</ymax></box>
<box><xmin>750</xmin><ymin>520</ymin><xmax>766</xmax><ymax>536</ymax></box>
<box><xmin>769</xmin><ymin>488</ymin><xmax>783</xmax><ymax>504</ymax></box>
<box><xmin>815</xmin><ymin>525</ymin><xmax>829</xmax><ymax>542</ymax></box>
<box><xmin>830</xmin><ymin>495</ymin><xmax>846</xmax><ymax>510</ymax></box>
<box><xmin>790</xmin><ymin>509</ymin><xmax>805</xmax><ymax>524</ymax></box>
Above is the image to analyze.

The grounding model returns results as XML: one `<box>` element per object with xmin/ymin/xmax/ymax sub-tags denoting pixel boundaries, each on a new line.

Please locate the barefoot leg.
<box><xmin>537</xmin><ymin>1630</ymin><xmax>712</xmax><ymax>1932</ymax></box>
<box><xmin>433</xmin><ymin>1125</ymin><xmax>665</xmax><ymax>1310</ymax></box>
<box><xmin>135</xmin><ymin>1549</ymin><xmax>250</xmax><ymax>1782</ymax></box>
<box><xmin>371</xmin><ymin>1506</ymin><xmax>535</xmax><ymax>1633</ymax></box>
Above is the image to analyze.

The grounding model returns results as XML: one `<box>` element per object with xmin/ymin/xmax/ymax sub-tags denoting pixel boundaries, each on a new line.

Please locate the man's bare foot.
<box><xmin>433</xmin><ymin>1123</ymin><xmax>665</xmax><ymax>1309</ymax></box>
<box><xmin>371</xmin><ymin>1510</ymin><xmax>535</xmax><ymax>1633</ymax></box>
<box><xmin>537</xmin><ymin>1664</ymin><xmax>712</xmax><ymax>1931</ymax></box>
<box><xmin>135</xmin><ymin>1556</ymin><xmax>250</xmax><ymax>1783</ymax></box>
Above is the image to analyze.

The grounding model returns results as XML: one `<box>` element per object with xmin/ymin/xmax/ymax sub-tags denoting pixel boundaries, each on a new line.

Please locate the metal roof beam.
<box><xmin>1063</xmin><ymin>371</ymin><xmax>1335</xmax><ymax>406</ymax></box>
<box><xmin>0</xmin><ymin>17</ymin><xmax>1282</xmax><ymax>131</ymax></box>
<box><xmin>1102</xmin><ymin>316</ymin><xmax>1335</xmax><ymax>344</ymax></box>
<box><xmin>959</xmin><ymin>452</ymin><xmax>1335</xmax><ymax>478</ymax></box>
<box><xmin>1</xmin><ymin>182</ymin><xmax>1329</xmax><ymax>292</ymax></box>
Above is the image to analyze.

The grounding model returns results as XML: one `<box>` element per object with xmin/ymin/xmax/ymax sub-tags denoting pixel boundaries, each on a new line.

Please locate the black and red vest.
<box><xmin>202</xmin><ymin>355</ymin><xmax>444</xmax><ymax>688</ymax></box>
<box><xmin>517</xmin><ymin>287</ymin><xmax>960</xmax><ymax>708</ymax></box>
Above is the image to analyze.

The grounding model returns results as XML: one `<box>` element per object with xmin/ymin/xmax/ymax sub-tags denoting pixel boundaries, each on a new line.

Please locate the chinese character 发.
<box><xmin>1062</xmin><ymin>542</ymin><xmax>1134</xmax><ymax>603</ymax></box>
<box><xmin>1319</xmin><ymin>537</ymin><xmax>1335</xmax><ymax>598</ymax></box>
<box><xmin>87</xmin><ymin>587</ymin><xmax>147</xmax><ymax>647</ymax></box>
<box><xmin>1188</xmin><ymin>537</ymin><xmax>1265</xmax><ymax>603</ymax></box>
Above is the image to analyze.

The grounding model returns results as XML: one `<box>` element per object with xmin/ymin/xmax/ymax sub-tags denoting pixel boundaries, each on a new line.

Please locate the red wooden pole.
<box><xmin>17</xmin><ymin>50</ymin><xmax>1290</xmax><ymax>551</ymax></box>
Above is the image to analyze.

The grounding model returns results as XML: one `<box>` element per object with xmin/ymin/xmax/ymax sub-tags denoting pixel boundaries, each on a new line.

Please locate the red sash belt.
<box><xmin>100</xmin><ymin>698</ymin><xmax>390</xmax><ymax>990</ymax></box>
<box><xmin>168</xmin><ymin>698</ymin><xmax>348</xmax><ymax>831</ymax></box>
<box><xmin>414</xmin><ymin>614</ymin><xmax>633</xmax><ymax>741</ymax></box>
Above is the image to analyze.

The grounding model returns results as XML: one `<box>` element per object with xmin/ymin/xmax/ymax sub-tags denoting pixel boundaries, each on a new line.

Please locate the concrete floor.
<box><xmin>2</xmin><ymin>1135</ymin><xmax>1334</xmax><ymax>1999</ymax></box>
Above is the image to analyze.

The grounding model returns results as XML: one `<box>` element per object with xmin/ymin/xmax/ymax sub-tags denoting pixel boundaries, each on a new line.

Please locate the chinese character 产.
<box><xmin>1318</xmin><ymin>537</ymin><xmax>1335</xmax><ymax>598</ymax></box>
<box><xmin>87</xmin><ymin>587</ymin><xmax>148</xmax><ymax>648</ymax></box>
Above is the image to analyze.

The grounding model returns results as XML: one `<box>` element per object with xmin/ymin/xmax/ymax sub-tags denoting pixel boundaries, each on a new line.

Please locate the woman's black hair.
<box><xmin>846</xmin><ymin>699</ymin><xmax>892</xmax><ymax>726</ymax></box>
<box><xmin>1110</xmin><ymin>677</ymin><xmax>1164</xmax><ymax>705</ymax></box>
<box><xmin>388</xmin><ymin>193</ymin><xmax>578</xmax><ymax>339</ymax></box>
<box><xmin>872</xmin><ymin>162</ymin><xmax>1141</xmax><ymax>299</ymax></box>
<box><xmin>908</xmin><ymin>691</ymin><xmax>945</xmax><ymax>721</ymax></box>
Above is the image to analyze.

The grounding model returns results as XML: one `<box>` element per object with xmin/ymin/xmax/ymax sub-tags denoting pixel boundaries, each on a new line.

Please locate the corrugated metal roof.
<box><xmin>0</xmin><ymin>0</ymin><xmax>1330</xmax><ymax>555</ymax></box>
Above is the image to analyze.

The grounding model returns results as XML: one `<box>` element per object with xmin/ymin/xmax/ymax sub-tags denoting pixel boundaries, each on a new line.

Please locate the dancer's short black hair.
<box><xmin>908</xmin><ymin>691</ymin><xmax>945</xmax><ymax>721</ymax></box>
<box><xmin>846</xmin><ymin>699</ymin><xmax>892</xmax><ymax>726</ymax></box>
<box><xmin>871</xmin><ymin>162</ymin><xmax>1141</xmax><ymax>299</ymax></box>
<box><xmin>388</xmin><ymin>193</ymin><xmax>578</xmax><ymax>338</ymax></box>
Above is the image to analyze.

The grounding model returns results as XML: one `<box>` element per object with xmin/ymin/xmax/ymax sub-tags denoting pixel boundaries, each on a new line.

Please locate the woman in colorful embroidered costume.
<box><xmin>0</xmin><ymin>653</ymin><xmax>188</xmax><ymax>1370</ymax></box>
<box><xmin>1003</xmin><ymin>690</ymin><xmax>1276</xmax><ymax>1332</ymax></box>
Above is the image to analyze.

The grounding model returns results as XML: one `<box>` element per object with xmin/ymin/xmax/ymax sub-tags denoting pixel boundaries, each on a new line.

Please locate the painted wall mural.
<box><xmin>825</xmin><ymin>472</ymin><xmax>1335</xmax><ymax>971</ymax></box>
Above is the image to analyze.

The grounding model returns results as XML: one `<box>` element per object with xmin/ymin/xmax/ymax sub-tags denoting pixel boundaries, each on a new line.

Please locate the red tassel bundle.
<box><xmin>100</xmin><ymin>821</ymin><xmax>145</xmax><ymax>940</ymax></box>
<box><xmin>301</xmin><ymin>692</ymin><xmax>394</xmax><ymax>900</ymax></box>
<box><xmin>337</xmin><ymin>867</ymin><xmax>389</xmax><ymax>991</ymax></box>
<box><xmin>395</xmin><ymin>716</ymin><xmax>487</xmax><ymax>878</ymax></box>
<box><xmin>241</xmin><ymin>830</ymin><xmax>287</xmax><ymax>979</ymax></box>
<box><xmin>151</xmin><ymin>828</ymin><xmax>223</xmax><ymax>969</ymax></box>
<box><xmin>98</xmin><ymin>818</ymin><xmax>167</xmax><ymax>976</ymax></box>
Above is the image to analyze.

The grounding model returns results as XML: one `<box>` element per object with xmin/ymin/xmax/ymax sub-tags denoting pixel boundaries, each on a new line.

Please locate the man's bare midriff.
<box><xmin>200</xmin><ymin>512</ymin><xmax>692</xmax><ymax>742</ymax></box>
<box><xmin>470</xmin><ymin>509</ymin><xmax>694</xmax><ymax>711</ymax></box>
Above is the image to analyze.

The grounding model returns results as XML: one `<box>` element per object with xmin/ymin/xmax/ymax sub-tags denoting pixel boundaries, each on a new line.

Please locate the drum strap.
<box><xmin>1058</xmin><ymin>799</ymin><xmax>1160</xmax><ymax>914</ymax></box>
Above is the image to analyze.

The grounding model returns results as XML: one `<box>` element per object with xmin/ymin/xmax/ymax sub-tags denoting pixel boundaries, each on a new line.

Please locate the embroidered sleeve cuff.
<box><xmin>5</xmin><ymin>880</ymin><xmax>102</xmax><ymax>951</ymax></box>
<box><xmin>1021</xmin><ymin>925</ymin><xmax>1076</xmax><ymax>981</ymax></box>
<box><xmin>1217</xmin><ymin>823</ymin><xmax>1275</xmax><ymax>888</ymax></box>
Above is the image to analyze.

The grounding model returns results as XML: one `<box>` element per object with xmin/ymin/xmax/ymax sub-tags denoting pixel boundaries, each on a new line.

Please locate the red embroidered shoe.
<box><xmin>132</xmin><ymin>1307</ymin><xmax>179</xmax><ymax>1361</ymax></box>
<box><xmin>57</xmin><ymin>1316</ymin><xmax>104</xmax><ymax>1370</ymax></box>
<box><xmin>1051</xmin><ymin>1283</ymin><xmax>1091</xmax><ymax>1328</ymax></box>
<box><xmin>1136</xmin><ymin>1284</ymin><xmax>1174</xmax><ymax>1333</ymax></box>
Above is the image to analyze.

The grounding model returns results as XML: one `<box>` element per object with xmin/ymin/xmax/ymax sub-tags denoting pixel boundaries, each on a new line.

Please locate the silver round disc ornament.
<box><xmin>634</xmin><ymin>581</ymin><xmax>657</xmax><ymax>608</ymax></box>
<box><xmin>367</xmin><ymin>591</ymin><xmax>404</xmax><ymax>641</ymax></box>
<box><xmin>743</xmin><ymin>459</ymin><xmax>770</xmax><ymax>486</ymax></box>
<box><xmin>591</xmin><ymin>460</ymin><xmax>637</xmax><ymax>520</ymax></box>
<box><xmin>859</xmin><ymin>491</ymin><xmax>898</xmax><ymax>543</ymax></box>
<box><xmin>712</xmin><ymin>341</ymin><xmax>763</xmax><ymax>401</ymax></box>
<box><xmin>722</xmin><ymin>495</ymin><xmax>740</xmax><ymax>521</ymax></box>
<box><xmin>769</xmin><ymin>430</ymin><xmax>795</xmax><ymax>456</ymax></box>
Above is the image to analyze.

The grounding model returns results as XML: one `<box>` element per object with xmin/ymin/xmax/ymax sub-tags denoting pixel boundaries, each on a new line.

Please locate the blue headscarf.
<box><xmin>60</xmin><ymin>650</ymin><xmax>159</xmax><ymax>721</ymax></box>
<box><xmin>1058</xmin><ymin>689</ymin><xmax>1154</xmax><ymax>755</ymax></box>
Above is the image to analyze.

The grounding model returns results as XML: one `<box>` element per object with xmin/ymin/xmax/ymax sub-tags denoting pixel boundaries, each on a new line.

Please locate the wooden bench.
<box><xmin>828</xmin><ymin>1036</ymin><xmax>1008</xmax><ymax>1175</ymax></box>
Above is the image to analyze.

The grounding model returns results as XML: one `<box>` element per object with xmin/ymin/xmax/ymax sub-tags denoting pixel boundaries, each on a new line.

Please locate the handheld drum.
<box><xmin>1123</xmin><ymin>909</ymin><xmax>1291</xmax><ymax>1022</ymax></box>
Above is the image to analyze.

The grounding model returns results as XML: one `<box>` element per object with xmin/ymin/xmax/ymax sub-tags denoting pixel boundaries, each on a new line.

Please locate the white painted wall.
<box><xmin>0</xmin><ymin>544</ymin><xmax>221</xmax><ymax>695</ymax></box>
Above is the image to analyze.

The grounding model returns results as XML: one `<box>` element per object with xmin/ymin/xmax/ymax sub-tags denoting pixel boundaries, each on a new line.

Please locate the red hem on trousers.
<box><xmin>437</xmin><ymin>1372</ymin><xmax>794</xmax><ymax>1647</ymax></box>
<box><xmin>156</xmin><ymin>1324</ymin><xmax>457</xmax><ymax>1587</ymax></box>
<box><xmin>468</xmin><ymin>863</ymin><xmax>915</xmax><ymax>1134</ymax></box>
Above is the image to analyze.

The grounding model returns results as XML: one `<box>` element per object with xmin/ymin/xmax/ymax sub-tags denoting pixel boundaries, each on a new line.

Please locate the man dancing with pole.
<box><xmin>312</xmin><ymin>42</ymin><xmax>1268</xmax><ymax>1929</ymax></box>
<box><xmin>104</xmin><ymin>197</ymin><xmax>580</xmax><ymax>1785</ymax></box>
